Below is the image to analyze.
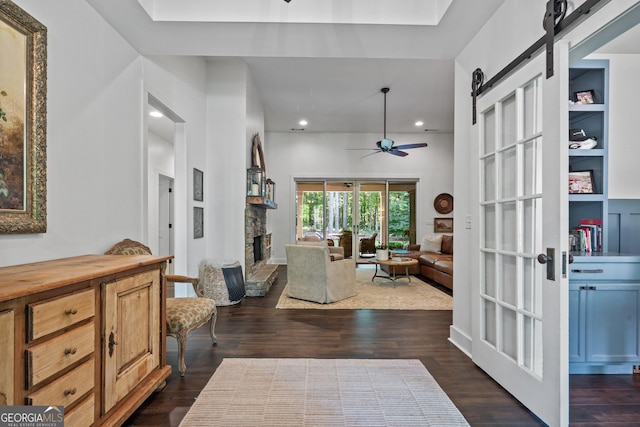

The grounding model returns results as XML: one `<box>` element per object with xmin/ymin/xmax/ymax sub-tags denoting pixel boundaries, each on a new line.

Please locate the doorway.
<box><xmin>295</xmin><ymin>179</ymin><xmax>417</xmax><ymax>259</ymax></box>
<box><xmin>146</xmin><ymin>93</ymin><xmax>187</xmax><ymax>293</ymax></box>
<box><xmin>158</xmin><ymin>175</ymin><xmax>174</xmax><ymax>275</ymax></box>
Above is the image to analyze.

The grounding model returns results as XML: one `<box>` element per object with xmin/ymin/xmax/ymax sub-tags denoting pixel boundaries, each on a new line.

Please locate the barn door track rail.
<box><xmin>472</xmin><ymin>0</ymin><xmax>609</xmax><ymax>124</ymax></box>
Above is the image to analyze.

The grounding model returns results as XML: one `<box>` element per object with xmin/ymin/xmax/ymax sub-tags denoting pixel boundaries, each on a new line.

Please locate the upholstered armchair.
<box><xmin>338</xmin><ymin>230</ymin><xmax>353</xmax><ymax>258</ymax></box>
<box><xmin>359</xmin><ymin>232</ymin><xmax>378</xmax><ymax>255</ymax></box>
<box><xmin>105</xmin><ymin>238</ymin><xmax>217</xmax><ymax>376</ymax></box>
<box><xmin>285</xmin><ymin>244</ymin><xmax>356</xmax><ymax>304</ymax></box>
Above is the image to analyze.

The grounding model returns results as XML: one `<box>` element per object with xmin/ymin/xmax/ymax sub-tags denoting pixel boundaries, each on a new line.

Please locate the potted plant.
<box><xmin>376</xmin><ymin>244</ymin><xmax>389</xmax><ymax>261</ymax></box>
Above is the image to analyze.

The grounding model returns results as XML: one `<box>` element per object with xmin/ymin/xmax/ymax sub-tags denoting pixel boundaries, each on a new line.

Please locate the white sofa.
<box><xmin>285</xmin><ymin>244</ymin><xmax>356</xmax><ymax>303</ymax></box>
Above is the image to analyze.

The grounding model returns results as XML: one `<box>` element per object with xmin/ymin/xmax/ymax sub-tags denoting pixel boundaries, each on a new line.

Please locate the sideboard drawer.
<box><xmin>64</xmin><ymin>393</ymin><xmax>95</xmax><ymax>427</ymax></box>
<box><xmin>26</xmin><ymin>322</ymin><xmax>95</xmax><ymax>388</ymax></box>
<box><xmin>26</xmin><ymin>358</ymin><xmax>94</xmax><ymax>407</ymax></box>
<box><xmin>569</xmin><ymin>262</ymin><xmax>640</xmax><ymax>281</ymax></box>
<box><xmin>27</xmin><ymin>289</ymin><xmax>95</xmax><ymax>341</ymax></box>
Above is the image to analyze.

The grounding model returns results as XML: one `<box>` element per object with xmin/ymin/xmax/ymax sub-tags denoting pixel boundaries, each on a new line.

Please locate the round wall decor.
<box><xmin>434</xmin><ymin>193</ymin><xmax>453</xmax><ymax>214</ymax></box>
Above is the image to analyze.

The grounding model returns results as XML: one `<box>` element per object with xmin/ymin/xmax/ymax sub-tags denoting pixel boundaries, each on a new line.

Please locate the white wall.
<box><xmin>265</xmin><ymin>131</ymin><xmax>454</xmax><ymax>263</ymax></box>
<box><xmin>206</xmin><ymin>59</ymin><xmax>265</xmax><ymax>270</ymax></box>
<box><xmin>589</xmin><ymin>53</ymin><xmax>640</xmax><ymax>199</ymax></box>
<box><xmin>0</xmin><ymin>0</ymin><xmax>142</xmax><ymax>266</ymax></box>
<box><xmin>142</xmin><ymin>56</ymin><xmax>208</xmax><ymax>278</ymax></box>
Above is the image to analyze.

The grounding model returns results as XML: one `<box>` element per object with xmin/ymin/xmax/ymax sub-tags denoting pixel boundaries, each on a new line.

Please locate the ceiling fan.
<box><xmin>350</xmin><ymin>87</ymin><xmax>428</xmax><ymax>158</ymax></box>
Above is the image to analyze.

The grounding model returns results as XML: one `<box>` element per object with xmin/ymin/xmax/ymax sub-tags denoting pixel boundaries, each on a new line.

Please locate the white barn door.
<box><xmin>472</xmin><ymin>43</ymin><xmax>569</xmax><ymax>427</ymax></box>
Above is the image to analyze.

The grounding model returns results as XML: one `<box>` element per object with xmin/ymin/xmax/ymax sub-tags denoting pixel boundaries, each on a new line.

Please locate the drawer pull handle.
<box><xmin>64</xmin><ymin>387</ymin><xmax>77</xmax><ymax>396</ymax></box>
<box><xmin>64</xmin><ymin>308</ymin><xmax>78</xmax><ymax>315</ymax></box>
<box><xmin>571</xmin><ymin>269</ymin><xmax>604</xmax><ymax>274</ymax></box>
<box><xmin>64</xmin><ymin>347</ymin><xmax>77</xmax><ymax>355</ymax></box>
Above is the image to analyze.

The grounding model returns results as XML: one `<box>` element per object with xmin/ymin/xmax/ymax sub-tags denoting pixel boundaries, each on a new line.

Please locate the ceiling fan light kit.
<box><xmin>348</xmin><ymin>87</ymin><xmax>428</xmax><ymax>158</ymax></box>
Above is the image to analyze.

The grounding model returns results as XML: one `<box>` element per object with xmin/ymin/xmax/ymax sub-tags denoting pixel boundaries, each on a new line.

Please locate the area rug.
<box><xmin>179</xmin><ymin>358</ymin><xmax>469</xmax><ymax>426</ymax></box>
<box><xmin>276</xmin><ymin>267</ymin><xmax>452</xmax><ymax>310</ymax></box>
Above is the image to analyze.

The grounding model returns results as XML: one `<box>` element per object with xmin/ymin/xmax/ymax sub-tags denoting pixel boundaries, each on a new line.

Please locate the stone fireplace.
<box><xmin>245</xmin><ymin>204</ymin><xmax>277</xmax><ymax>296</ymax></box>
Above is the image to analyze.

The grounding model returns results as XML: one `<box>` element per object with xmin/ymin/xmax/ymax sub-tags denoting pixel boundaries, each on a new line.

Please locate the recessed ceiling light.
<box><xmin>414</xmin><ymin>120</ymin><xmax>424</xmax><ymax>127</ymax></box>
<box><xmin>299</xmin><ymin>119</ymin><xmax>308</xmax><ymax>126</ymax></box>
<box><xmin>150</xmin><ymin>111</ymin><xmax>163</xmax><ymax>118</ymax></box>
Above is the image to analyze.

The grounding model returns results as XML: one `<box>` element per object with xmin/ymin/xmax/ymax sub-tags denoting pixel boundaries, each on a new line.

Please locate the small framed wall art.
<box><xmin>434</xmin><ymin>218</ymin><xmax>453</xmax><ymax>233</ymax></box>
<box><xmin>193</xmin><ymin>168</ymin><xmax>203</xmax><ymax>201</ymax></box>
<box><xmin>194</xmin><ymin>207</ymin><xmax>204</xmax><ymax>238</ymax></box>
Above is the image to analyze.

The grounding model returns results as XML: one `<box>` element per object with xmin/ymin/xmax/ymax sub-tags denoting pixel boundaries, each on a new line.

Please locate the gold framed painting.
<box><xmin>0</xmin><ymin>1</ymin><xmax>47</xmax><ymax>234</ymax></box>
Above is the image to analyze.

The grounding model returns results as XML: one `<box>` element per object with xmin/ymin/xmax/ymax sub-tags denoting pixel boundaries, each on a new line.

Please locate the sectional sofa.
<box><xmin>381</xmin><ymin>234</ymin><xmax>453</xmax><ymax>290</ymax></box>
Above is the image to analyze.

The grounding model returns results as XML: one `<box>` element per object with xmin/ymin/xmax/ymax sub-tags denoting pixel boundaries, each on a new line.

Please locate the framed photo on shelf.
<box><xmin>574</xmin><ymin>89</ymin><xmax>595</xmax><ymax>104</ymax></box>
<box><xmin>569</xmin><ymin>170</ymin><xmax>595</xmax><ymax>194</ymax></box>
<box><xmin>434</xmin><ymin>218</ymin><xmax>453</xmax><ymax>233</ymax></box>
<box><xmin>193</xmin><ymin>168</ymin><xmax>203</xmax><ymax>201</ymax></box>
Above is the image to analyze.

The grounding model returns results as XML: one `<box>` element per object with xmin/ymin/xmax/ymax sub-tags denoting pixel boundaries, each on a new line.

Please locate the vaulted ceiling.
<box><xmin>88</xmin><ymin>0</ymin><xmax>506</xmax><ymax>134</ymax></box>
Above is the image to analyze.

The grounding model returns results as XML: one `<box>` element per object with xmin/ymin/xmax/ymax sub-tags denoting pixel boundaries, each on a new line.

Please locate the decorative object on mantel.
<box><xmin>265</xmin><ymin>178</ymin><xmax>275</xmax><ymax>202</ymax></box>
<box><xmin>247</xmin><ymin>167</ymin><xmax>264</xmax><ymax>197</ymax></box>
<box><xmin>434</xmin><ymin>193</ymin><xmax>453</xmax><ymax>214</ymax></box>
<box><xmin>252</xmin><ymin>132</ymin><xmax>265</xmax><ymax>172</ymax></box>
<box><xmin>247</xmin><ymin>133</ymin><xmax>276</xmax><ymax>208</ymax></box>
<box><xmin>0</xmin><ymin>2</ymin><xmax>47</xmax><ymax>234</ymax></box>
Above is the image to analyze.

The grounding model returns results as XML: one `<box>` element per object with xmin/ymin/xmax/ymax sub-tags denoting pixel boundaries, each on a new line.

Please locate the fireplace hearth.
<box><xmin>245</xmin><ymin>204</ymin><xmax>277</xmax><ymax>296</ymax></box>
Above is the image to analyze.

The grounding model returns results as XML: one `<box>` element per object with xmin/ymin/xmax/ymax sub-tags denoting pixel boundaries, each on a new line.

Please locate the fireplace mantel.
<box><xmin>247</xmin><ymin>196</ymin><xmax>277</xmax><ymax>209</ymax></box>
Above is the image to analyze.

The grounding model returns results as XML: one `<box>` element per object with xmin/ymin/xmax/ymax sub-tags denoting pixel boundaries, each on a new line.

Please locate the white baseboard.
<box><xmin>448</xmin><ymin>325</ymin><xmax>472</xmax><ymax>359</ymax></box>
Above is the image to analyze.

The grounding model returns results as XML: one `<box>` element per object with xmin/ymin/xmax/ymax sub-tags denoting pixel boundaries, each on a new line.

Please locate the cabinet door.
<box><xmin>569</xmin><ymin>285</ymin><xmax>586</xmax><ymax>362</ymax></box>
<box><xmin>586</xmin><ymin>284</ymin><xmax>640</xmax><ymax>363</ymax></box>
<box><xmin>0</xmin><ymin>309</ymin><xmax>14</xmax><ymax>405</ymax></box>
<box><xmin>103</xmin><ymin>270</ymin><xmax>160</xmax><ymax>413</ymax></box>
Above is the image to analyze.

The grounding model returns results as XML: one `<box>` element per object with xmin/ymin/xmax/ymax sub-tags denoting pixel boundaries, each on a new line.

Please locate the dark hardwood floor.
<box><xmin>125</xmin><ymin>265</ymin><xmax>640</xmax><ymax>426</ymax></box>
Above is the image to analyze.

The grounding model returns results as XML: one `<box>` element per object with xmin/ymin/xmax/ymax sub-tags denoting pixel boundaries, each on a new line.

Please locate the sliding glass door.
<box><xmin>295</xmin><ymin>179</ymin><xmax>417</xmax><ymax>258</ymax></box>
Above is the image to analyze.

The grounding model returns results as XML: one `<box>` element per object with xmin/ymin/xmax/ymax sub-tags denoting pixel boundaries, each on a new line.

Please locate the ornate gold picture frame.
<box><xmin>0</xmin><ymin>1</ymin><xmax>47</xmax><ymax>233</ymax></box>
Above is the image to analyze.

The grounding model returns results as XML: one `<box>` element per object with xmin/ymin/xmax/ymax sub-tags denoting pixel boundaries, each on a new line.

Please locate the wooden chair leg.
<box><xmin>209</xmin><ymin>311</ymin><xmax>217</xmax><ymax>344</ymax></box>
<box><xmin>175</xmin><ymin>331</ymin><xmax>188</xmax><ymax>377</ymax></box>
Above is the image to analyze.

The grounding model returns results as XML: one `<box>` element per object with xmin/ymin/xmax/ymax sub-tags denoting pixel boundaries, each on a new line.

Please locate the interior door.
<box><xmin>158</xmin><ymin>175</ymin><xmax>174</xmax><ymax>274</ymax></box>
<box><xmin>473</xmin><ymin>43</ymin><xmax>569</xmax><ymax>426</ymax></box>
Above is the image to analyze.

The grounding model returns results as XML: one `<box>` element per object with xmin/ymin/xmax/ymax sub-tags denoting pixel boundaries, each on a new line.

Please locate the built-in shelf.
<box><xmin>247</xmin><ymin>196</ymin><xmax>277</xmax><ymax>209</ymax></box>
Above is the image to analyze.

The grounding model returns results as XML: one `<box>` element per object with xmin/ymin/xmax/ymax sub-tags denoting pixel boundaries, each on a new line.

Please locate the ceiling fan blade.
<box><xmin>361</xmin><ymin>150</ymin><xmax>383</xmax><ymax>158</ymax></box>
<box><xmin>393</xmin><ymin>143</ymin><xmax>428</xmax><ymax>150</ymax></box>
<box><xmin>388</xmin><ymin>149</ymin><xmax>409</xmax><ymax>157</ymax></box>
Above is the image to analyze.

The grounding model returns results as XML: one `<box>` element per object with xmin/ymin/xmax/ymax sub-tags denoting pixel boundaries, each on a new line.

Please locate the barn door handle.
<box><xmin>537</xmin><ymin>248</ymin><xmax>555</xmax><ymax>281</ymax></box>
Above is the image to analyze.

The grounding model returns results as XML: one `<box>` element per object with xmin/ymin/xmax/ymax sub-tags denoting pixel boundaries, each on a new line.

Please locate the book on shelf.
<box><xmin>569</xmin><ymin>219</ymin><xmax>602</xmax><ymax>252</ymax></box>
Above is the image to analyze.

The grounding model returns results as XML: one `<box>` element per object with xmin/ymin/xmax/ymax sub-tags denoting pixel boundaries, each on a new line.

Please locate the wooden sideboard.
<box><xmin>0</xmin><ymin>255</ymin><xmax>172</xmax><ymax>427</ymax></box>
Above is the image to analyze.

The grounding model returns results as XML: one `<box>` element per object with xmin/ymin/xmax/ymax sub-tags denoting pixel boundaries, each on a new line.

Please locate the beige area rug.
<box><xmin>276</xmin><ymin>267</ymin><xmax>452</xmax><ymax>310</ymax></box>
<box><xmin>179</xmin><ymin>358</ymin><xmax>469</xmax><ymax>427</ymax></box>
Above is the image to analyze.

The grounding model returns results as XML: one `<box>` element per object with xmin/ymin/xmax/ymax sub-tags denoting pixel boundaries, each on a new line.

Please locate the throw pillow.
<box><xmin>420</xmin><ymin>234</ymin><xmax>442</xmax><ymax>253</ymax></box>
<box><xmin>441</xmin><ymin>235</ymin><xmax>453</xmax><ymax>254</ymax></box>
